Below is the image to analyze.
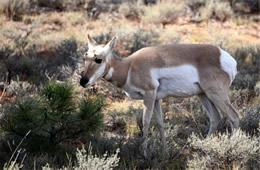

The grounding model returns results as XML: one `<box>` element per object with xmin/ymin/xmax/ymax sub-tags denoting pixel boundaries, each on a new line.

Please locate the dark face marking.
<box><xmin>95</xmin><ymin>58</ymin><xmax>102</xmax><ymax>64</ymax></box>
<box><xmin>80</xmin><ymin>53</ymin><xmax>106</xmax><ymax>87</ymax></box>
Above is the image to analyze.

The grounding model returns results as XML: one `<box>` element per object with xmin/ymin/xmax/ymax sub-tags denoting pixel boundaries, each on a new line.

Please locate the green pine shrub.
<box><xmin>0</xmin><ymin>81</ymin><xmax>105</xmax><ymax>153</ymax></box>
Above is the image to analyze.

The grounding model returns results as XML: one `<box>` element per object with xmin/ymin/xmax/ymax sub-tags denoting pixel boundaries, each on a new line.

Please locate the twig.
<box><xmin>11</xmin><ymin>148</ymin><xmax>22</xmax><ymax>169</ymax></box>
<box><xmin>171</xmin><ymin>141</ymin><xmax>189</xmax><ymax>162</ymax></box>
<box><xmin>0</xmin><ymin>71</ymin><xmax>9</xmax><ymax>103</ymax></box>
<box><xmin>20</xmin><ymin>153</ymin><xmax>27</xmax><ymax>166</ymax></box>
<box><xmin>7</xmin><ymin>130</ymin><xmax>31</xmax><ymax>168</ymax></box>
<box><xmin>7</xmin><ymin>140</ymin><xmax>13</xmax><ymax>153</ymax></box>
<box><xmin>0</xmin><ymin>85</ymin><xmax>7</xmax><ymax>102</ymax></box>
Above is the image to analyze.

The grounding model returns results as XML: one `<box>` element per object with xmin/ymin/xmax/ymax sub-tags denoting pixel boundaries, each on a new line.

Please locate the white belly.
<box><xmin>122</xmin><ymin>65</ymin><xmax>202</xmax><ymax>100</ymax></box>
<box><xmin>151</xmin><ymin>65</ymin><xmax>202</xmax><ymax>99</ymax></box>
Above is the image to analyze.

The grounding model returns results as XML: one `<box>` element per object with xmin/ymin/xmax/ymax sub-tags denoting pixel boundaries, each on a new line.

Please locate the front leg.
<box><xmin>154</xmin><ymin>99</ymin><xmax>168</xmax><ymax>154</ymax></box>
<box><xmin>142</xmin><ymin>90</ymin><xmax>157</xmax><ymax>158</ymax></box>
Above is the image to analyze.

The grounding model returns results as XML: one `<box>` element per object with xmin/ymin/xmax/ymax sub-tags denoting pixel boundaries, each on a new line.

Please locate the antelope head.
<box><xmin>80</xmin><ymin>35</ymin><xmax>117</xmax><ymax>87</ymax></box>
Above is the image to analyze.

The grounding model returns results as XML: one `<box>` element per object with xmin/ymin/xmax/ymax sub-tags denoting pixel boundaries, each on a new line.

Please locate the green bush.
<box><xmin>0</xmin><ymin>82</ymin><xmax>105</xmax><ymax>153</ymax></box>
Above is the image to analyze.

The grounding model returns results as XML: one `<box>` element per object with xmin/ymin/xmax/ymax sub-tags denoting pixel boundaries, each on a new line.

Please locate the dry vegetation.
<box><xmin>0</xmin><ymin>0</ymin><xmax>259</xmax><ymax>169</ymax></box>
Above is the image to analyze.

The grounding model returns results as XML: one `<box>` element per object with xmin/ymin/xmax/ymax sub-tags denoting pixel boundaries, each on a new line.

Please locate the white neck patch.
<box><xmin>104</xmin><ymin>67</ymin><xmax>114</xmax><ymax>80</ymax></box>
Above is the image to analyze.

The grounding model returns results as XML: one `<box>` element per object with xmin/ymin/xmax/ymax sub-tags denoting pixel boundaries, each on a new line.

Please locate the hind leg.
<box><xmin>204</xmin><ymin>90</ymin><xmax>239</xmax><ymax>132</ymax></box>
<box><xmin>226</xmin><ymin>102</ymin><xmax>240</xmax><ymax>130</ymax></box>
<box><xmin>198</xmin><ymin>93</ymin><xmax>222</xmax><ymax>136</ymax></box>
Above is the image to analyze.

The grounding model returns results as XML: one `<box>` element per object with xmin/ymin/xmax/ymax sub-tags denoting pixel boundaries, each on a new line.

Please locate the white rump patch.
<box><xmin>219</xmin><ymin>48</ymin><xmax>237</xmax><ymax>83</ymax></box>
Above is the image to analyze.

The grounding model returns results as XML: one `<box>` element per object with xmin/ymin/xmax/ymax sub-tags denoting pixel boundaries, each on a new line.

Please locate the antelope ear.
<box><xmin>104</xmin><ymin>36</ymin><xmax>118</xmax><ymax>55</ymax></box>
<box><xmin>87</xmin><ymin>34</ymin><xmax>97</xmax><ymax>49</ymax></box>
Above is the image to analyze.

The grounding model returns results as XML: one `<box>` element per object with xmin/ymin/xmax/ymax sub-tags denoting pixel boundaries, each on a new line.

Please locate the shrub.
<box><xmin>65</xmin><ymin>12</ymin><xmax>88</xmax><ymax>26</ymax></box>
<box><xmin>35</xmin><ymin>0</ymin><xmax>87</xmax><ymax>11</ymax></box>
<box><xmin>188</xmin><ymin>0</ymin><xmax>233</xmax><ymax>22</ymax></box>
<box><xmin>3</xmin><ymin>162</ymin><xmax>23</xmax><ymax>170</ymax></box>
<box><xmin>36</xmin><ymin>0</ymin><xmax>64</xmax><ymax>11</ymax></box>
<box><xmin>86</xmin><ymin>122</ymin><xmax>183</xmax><ymax>169</ymax></box>
<box><xmin>158</xmin><ymin>28</ymin><xmax>181</xmax><ymax>44</ymax></box>
<box><xmin>0</xmin><ymin>0</ymin><xmax>29</xmax><ymax>21</ymax></box>
<box><xmin>237</xmin><ymin>0</ymin><xmax>260</xmax><ymax>13</ymax></box>
<box><xmin>187</xmin><ymin>129</ymin><xmax>260</xmax><ymax>169</ymax></box>
<box><xmin>0</xmin><ymin>36</ymin><xmax>83</xmax><ymax>84</ymax></box>
<box><xmin>0</xmin><ymin>82</ymin><xmax>105</xmax><ymax>153</ymax></box>
<box><xmin>41</xmin><ymin>145</ymin><xmax>120</xmax><ymax>170</ymax></box>
<box><xmin>4</xmin><ymin>145</ymin><xmax>120</xmax><ymax>170</ymax></box>
<box><xmin>118</xmin><ymin>2</ymin><xmax>143</xmax><ymax>21</ymax></box>
<box><xmin>231</xmin><ymin>45</ymin><xmax>260</xmax><ymax>95</ymax></box>
<box><xmin>93</xmin><ymin>28</ymin><xmax>158</xmax><ymax>55</ymax></box>
<box><xmin>141</xmin><ymin>1</ymin><xmax>185</xmax><ymax>25</ymax></box>
<box><xmin>200</xmin><ymin>0</ymin><xmax>233</xmax><ymax>21</ymax></box>
<box><xmin>93</xmin><ymin>33</ymin><xmax>113</xmax><ymax>45</ymax></box>
<box><xmin>239</xmin><ymin>107</ymin><xmax>260</xmax><ymax>136</ymax></box>
<box><xmin>72</xmin><ymin>145</ymin><xmax>120</xmax><ymax>170</ymax></box>
<box><xmin>187</xmin><ymin>0</ymin><xmax>207</xmax><ymax>11</ymax></box>
<box><xmin>124</xmin><ymin>29</ymin><xmax>159</xmax><ymax>53</ymax></box>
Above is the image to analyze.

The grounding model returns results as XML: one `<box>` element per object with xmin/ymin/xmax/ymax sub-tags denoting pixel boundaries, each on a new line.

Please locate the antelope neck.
<box><xmin>102</xmin><ymin>56</ymin><xmax>130</xmax><ymax>88</ymax></box>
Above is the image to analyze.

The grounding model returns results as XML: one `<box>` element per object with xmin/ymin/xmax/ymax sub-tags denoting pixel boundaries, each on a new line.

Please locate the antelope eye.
<box><xmin>95</xmin><ymin>58</ymin><xmax>102</xmax><ymax>64</ymax></box>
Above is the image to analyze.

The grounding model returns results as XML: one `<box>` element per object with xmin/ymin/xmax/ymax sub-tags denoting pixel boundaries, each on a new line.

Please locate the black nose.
<box><xmin>80</xmin><ymin>77</ymin><xmax>89</xmax><ymax>87</ymax></box>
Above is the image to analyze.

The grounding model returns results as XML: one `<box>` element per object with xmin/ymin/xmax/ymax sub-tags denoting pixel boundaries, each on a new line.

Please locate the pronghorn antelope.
<box><xmin>80</xmin><ymin>35</ymin><xmax>239</xmax><ymax>157</ymax></box>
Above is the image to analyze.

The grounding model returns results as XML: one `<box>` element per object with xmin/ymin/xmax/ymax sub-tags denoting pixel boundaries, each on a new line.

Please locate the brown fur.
<box><xmin>81</xmin><ymin>37</ymin><xmax>240</xmax><ymax>157</ymax></box>
<box><xmin>107</xmin><ymin>44</ymin><xmax>228</xmax><ymax>91</ymax></box>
